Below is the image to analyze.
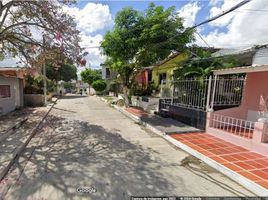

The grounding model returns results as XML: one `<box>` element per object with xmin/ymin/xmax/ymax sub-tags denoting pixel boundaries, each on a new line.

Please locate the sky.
<box><xmin>1</xmin><ymin>0</ymin><xmax>268</xmax><ymax>70</ymax></box>
<box><xmin>62</xmin><ymin>0</ymin><xmax>268</xmax><ymax>70</ymax></box>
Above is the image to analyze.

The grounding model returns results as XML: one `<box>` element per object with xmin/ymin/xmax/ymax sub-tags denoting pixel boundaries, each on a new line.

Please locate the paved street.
<box><xmin>3</xmin><ymin>95</ymin><xmax>254</xmax><ymax>199</ymax></box>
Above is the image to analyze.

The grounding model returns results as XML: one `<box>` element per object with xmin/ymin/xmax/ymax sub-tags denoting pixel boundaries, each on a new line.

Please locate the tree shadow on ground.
<box><xmin>0</xmin><ymin>109</ymin><xmax>49</xmax><ymax>173</ymax></box>
<box><xmin>5</xmin><ymin>113</ymin><xmax>179</xmax><ymax>200</ymax></box>
<box><xmin>59</xmin><ymin>95</ymin><xmax>88</xmax><ymax>100</ymax></box>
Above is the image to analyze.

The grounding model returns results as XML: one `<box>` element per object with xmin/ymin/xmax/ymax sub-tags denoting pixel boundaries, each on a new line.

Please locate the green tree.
<box><xmin>0</xmin><ymin>0</ymin><xmax>85</xmax><ymax>66</ymax></box>
<box><xmin>46</xmin><ymin>63</ymin><xmax>77</xmax><ymax>82</ymax></box>
<box><xmin>101</xmin><ymin>3</ymin><xmax>194</xmax><ymax>106</ymax></box>
<box><xmin>92</xmin><ymin>80</ymin><xmax>107</xmax><ymax>93</ymax></box>
<box><xmin>24</xmin><ymin>75</ymin><xmax>55</xmax><ymax>94</ymax></box>
<box><xmin>63</xmin><ymin>82</ymin><xmax>75</xmax><ymax>90</ymax></box>
<box><xmin>174</xmin><ymin>48</ymin><xmax>237</xmax><ymax>80</ymax></box>
<box><xmin>80</xmin><ymin>68</ymin><xmax>102</xmax><ymax>85</ymax></box>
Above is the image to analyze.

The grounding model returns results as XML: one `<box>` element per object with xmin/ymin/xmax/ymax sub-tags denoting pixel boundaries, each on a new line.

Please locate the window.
<box><xmin>106</xmin><ymin>68</ymin><xmax>110</xmax><ymax>79</ymax></box>
<box><xmin>0</xmin><ymin>85</ymin><xmax>11</xmax><ymax>98</ymax></box>
<box><xmin>159</xmin><ymin>73</ymin><xmax>167</xmax><ymax>84</ymax></box>
<box><xmin>148</xmin><ymin>71</ymin><xmax>152</xmax><ymax>82</ymax></box>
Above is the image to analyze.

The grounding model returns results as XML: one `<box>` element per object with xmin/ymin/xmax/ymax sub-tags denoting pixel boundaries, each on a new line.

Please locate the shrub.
<box><xmin>92</xmin><ymin>80</ymin><xmax>107</xmax><ymax>92</ymax></box>
<box><xmin>24</xmin><ymin>75</ymin><xmax>55</xmax><ymax>94</ymax></box>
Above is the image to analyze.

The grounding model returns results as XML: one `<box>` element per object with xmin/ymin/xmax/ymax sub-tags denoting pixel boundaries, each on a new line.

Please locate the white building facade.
<box><xmin>0</xmin><ymin>68</ymin><xmax>24</xmax><ymax>115</ymax></box>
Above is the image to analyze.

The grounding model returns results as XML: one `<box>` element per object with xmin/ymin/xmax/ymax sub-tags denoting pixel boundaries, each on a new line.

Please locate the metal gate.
<box><xmin>159</xmin><ymin>76</ymin><xmax>245</xmax><ymax>129</ymax></box>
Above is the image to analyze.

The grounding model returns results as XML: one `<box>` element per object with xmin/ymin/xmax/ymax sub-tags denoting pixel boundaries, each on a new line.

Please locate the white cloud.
<box><xmin>63</xmin><ymin>3</ymin><xmax>113</xmax><ymax>69</ymax></box>
<box><xmin>1</xmin><ymin>2</ymin><xmax>112</xmax><ymax>69</ymax></box>
<box><xmin>79</xmin><ymin>33</ymin><xmax>105</xmax><ymax>69</ymax></box>
<box><xmin>208</xmin><ymin>0</ymin><xmax>241</xmax><ymax>27</ymax></box>
<box><xmin>63</xmin><ymin>3</ymin><xmax>113</xmax><ymax>34</ymax></box>
<box><xmin>200</xmin><ymin>0</ymin><xmax>268</xmax><ymax>48</ymax></box>
<box><xmin>209</xmin><ymin>0</ymin><xmax>223</xmax><ymax>7</ymax></box>
<box><xmin>178</xmin><ymin>2</ymin><xmax>201</xmax><ymax>27</ymax></box>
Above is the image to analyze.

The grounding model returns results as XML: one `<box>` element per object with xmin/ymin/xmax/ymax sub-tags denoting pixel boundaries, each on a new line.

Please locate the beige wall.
<box><xmin>0</xmin><ymin>77</ymin><xmax>23</xmax><ymax>115</ymax></box>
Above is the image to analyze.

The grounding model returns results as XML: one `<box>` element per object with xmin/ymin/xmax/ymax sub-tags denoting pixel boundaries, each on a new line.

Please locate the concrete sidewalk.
<box><xmin>125</xmin><ymin>107</ymin><xmax>200</xmax><ymax>134</ymax></box>
<box><xmin>170</xmin><ymin>133</ymin><xmax>268</xmax><ymax>195</ymax></box>
<box><xmin>0</xmin><ymin>107</ymin><xmax>49</xmax><ymax>175</ymax></box>
<box><xmin>114</xmin><ymin>104</ymin><xmax>268</xmax><ymax>195</ymax></box>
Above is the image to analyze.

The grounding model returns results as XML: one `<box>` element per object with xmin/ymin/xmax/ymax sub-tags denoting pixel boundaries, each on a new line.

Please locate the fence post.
<box><xmin>210</xmin><ymin>75</ymin><xmax>217</xmax><ymax>111</ymax></box>
<box><xmin>171</xmin><ymin>81</ymin><xmax>174</xmax><ymax>105</ymax></box>
<box><xmin>160</xmin><ymin>79</ymin><xmax>163</xmax><ymax>98</ymax></box>
<box><xmin>253</xmin><ymin>121</ymin><xmax>267</xmax><ymax>143</ymax></box>
<box><xmin>206</xmin><ymin>76</ymin><xmax>212</xmax><ymax>112</ymax></box>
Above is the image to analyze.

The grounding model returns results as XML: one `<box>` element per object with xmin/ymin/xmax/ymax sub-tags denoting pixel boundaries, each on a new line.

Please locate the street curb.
<box><xmin>100</xmin><ymin>97</ymin><xmax>268</xmax><ymax>196</ymax></box>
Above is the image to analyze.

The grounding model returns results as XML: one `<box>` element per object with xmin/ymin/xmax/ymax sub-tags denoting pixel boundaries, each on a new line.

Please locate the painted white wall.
<box><xmin>253</xmin><ymin>47</ymin><xmax>268</xmax><ymax>65</ymax></box>
<box><xmin>102</xmin><ymin>65</ymin><xmax>107</xmax><ymax>80</ymax></box>
<box><xmin>0</xmin><ymin>77</ymin><xmax>22</xmax><ymax>115</ymax></box>
<box><xmin>247</xmin><ymin>110</ymin><xmax>262</xmax><ymax>122</ymax></box>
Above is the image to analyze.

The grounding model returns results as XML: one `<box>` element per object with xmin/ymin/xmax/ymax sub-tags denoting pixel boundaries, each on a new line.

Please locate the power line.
<box><xmin>191</xmin><ymin>0</ymin><xmax>251</xmax><ymax>29</ymax></box>
<box><xmin>145</xmin><ymin>0</ymin><xmax>252</xmax><ymax>49</ymax></box>
<box><xmin>195</xmin><ymin>32</ymin><xmax>210</xmax><ymax>48</ymax></box>
<box><xmin>81</xmin><ymin>0</ymin><xmax>252</xmax><ymax>49</ymax></box>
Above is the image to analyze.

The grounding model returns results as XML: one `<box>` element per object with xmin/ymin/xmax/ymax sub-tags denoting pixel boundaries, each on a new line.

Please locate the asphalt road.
<box><xmin>3</xmin><ymin>95</ymin><xmax>254</xmax><ymax>199</ymax></box>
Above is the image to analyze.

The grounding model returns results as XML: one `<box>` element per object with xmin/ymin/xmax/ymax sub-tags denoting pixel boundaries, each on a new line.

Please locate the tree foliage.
<box><xmin>174</xmin><ymin>48</ymin><xmax>238</xmax><ymax>80</ymax></box>
<box><xmin>24</xmin><ymin>75</ymin><xmax>55</xmax><ymax>94</ymax></box>
<box><xmin>0</xmin><ymin>0</ymin><xmax>86</xmax><ymax>66</ymax></box>
<box><xmin>92</xmin><ymin>79</ymin><xmax>107</xmax><ymax>92</ymax></box>
<box><xmin>63</xmin><ymin>81</ymin><xmax>75</xmax><ymax>90</ymax></box>
<box><xmin>46</xmin><ymin>63</ymin><xmax>77</xmax><ymax>82</ymax></box>
<box><xmin>101</xmin><ymin>3</ymin><xmax>194</xmax><ymax>106</ymax></box>
<box><xmin>80</xmin><ymin>68</ymin><xmax>102</xmax><ymax>85</ymax></box>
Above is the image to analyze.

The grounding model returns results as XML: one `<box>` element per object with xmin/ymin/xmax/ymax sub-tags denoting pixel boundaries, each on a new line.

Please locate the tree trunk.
<box><xmin>123</xmin><ymin>86</ymin><xmax>130</xmax><ymax>107</ymax></box>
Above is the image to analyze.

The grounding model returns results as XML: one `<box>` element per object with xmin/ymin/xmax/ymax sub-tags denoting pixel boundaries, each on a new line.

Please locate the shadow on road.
<box><xmin>59</xmin><ymin>95</ymin><xmax>88</xmax><ymax>100</ymax></box>
<box><xmin>6</xmin><ymin>113</ymin><xmax>176</xmax><ymax>200</ymax></box>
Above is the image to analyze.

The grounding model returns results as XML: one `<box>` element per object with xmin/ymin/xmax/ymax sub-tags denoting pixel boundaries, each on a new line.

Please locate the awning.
<box><xmin>213</xmin><ymin>65</ymin><xmax>268</xmax><ymax>75</ymax></box>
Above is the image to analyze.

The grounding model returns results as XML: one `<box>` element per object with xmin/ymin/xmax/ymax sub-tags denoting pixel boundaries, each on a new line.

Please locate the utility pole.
<box><xmin>43</xmin><ymin>35</ymin><xmax>47</xmax><ymax>106</ymax></box>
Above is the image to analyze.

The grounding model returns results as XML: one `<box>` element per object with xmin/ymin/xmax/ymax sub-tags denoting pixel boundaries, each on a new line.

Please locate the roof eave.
<box><xmin>213</xmin><ymin>64</ymin><xmax>268</xmax><ymax>75</ymax></box>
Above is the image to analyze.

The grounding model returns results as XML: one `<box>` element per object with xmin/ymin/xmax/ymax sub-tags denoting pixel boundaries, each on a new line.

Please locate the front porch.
<box><xmin>207</xmin><ymin>66</ymin><xmax>268</xmax><ymax>156</ymax></box>
<box><xmin>159</xmin><ymin>65</ymin><xmax>268</xmax><ymax>156</ymax></box>
<box><xmin>207</xmin><ymin>112</ymin><xmax>268</xmax><ymax>156</ymax></box>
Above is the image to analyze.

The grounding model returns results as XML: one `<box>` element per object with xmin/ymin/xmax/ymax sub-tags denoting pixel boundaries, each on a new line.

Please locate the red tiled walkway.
<box><xmin>125</xmin><ymin>107</ymin><xmax>149</xmax><ymax>117</ymax></box>
<box><xmin>170</xmin><ymin>132</ymin><xmax>268</xmax><ymax>190</ymax></box>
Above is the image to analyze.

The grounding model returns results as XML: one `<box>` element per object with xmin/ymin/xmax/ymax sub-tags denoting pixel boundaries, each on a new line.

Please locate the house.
<box><xmin>101</xmin><ymin>63</ymin><xmax>121</xmax><ymax>96</ymax></box>
<box><xmin>159</xmin><ymin>63</ymin><xmax>268</xmax><ymax>156</ymax></box>
<box><xmin>158</xmin><ymin>45</ymin><xmax>268</xmax><ymax>120</ymax></box>
<box><xmin>0</xmin><ymin>68</ymin><xmax>25</xmax><ymax>115</ymax></box>
<box><xmin>135</xmin><ymin>66</ymin><xmax>153</xmax><ymax>89</ymax></box>
<box><xmin>152</xmin><ymin>52</ymin><xmax>188</xmax><ymax>89</ymax></box>
<box><xmin>75</xmin><ymin>80</ymin><xmax>90</xmax><ymax>95</ymax></box>
<box><xmin>101</xmin><ymin>64</ymin><xmax>118</xmax><ymax>83</ymax></box>
<box><xmin>211</xmin><ymin>44</ymin><xmax>268</xmax><ymax>66</ymax></box>
<box><xmin>206</xmin><ymin>65</ymin><xmax>268</xmax><ymax>156</ymax></box>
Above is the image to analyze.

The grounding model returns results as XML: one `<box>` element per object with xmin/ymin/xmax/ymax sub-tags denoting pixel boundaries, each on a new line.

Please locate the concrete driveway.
<box><xmin>2</xmin><ymin>95</ymin><xmax>254</xmax><ymax>199</ymax></box>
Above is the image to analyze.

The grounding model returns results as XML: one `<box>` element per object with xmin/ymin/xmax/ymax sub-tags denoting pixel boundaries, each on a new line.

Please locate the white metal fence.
<box><xmin>210</xmin><ymin>113</ymin><xmax>255</xmax><ymax>139</ymax></box>
<box><xmin>160</xmin><ymin>76</ymin><xmax>245</xmax><ymax>111</ymax></box>
<box><xmin>212</xmin><ymin>77</ymin><xmax>245</xmax><ymax>106</ymax></box>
